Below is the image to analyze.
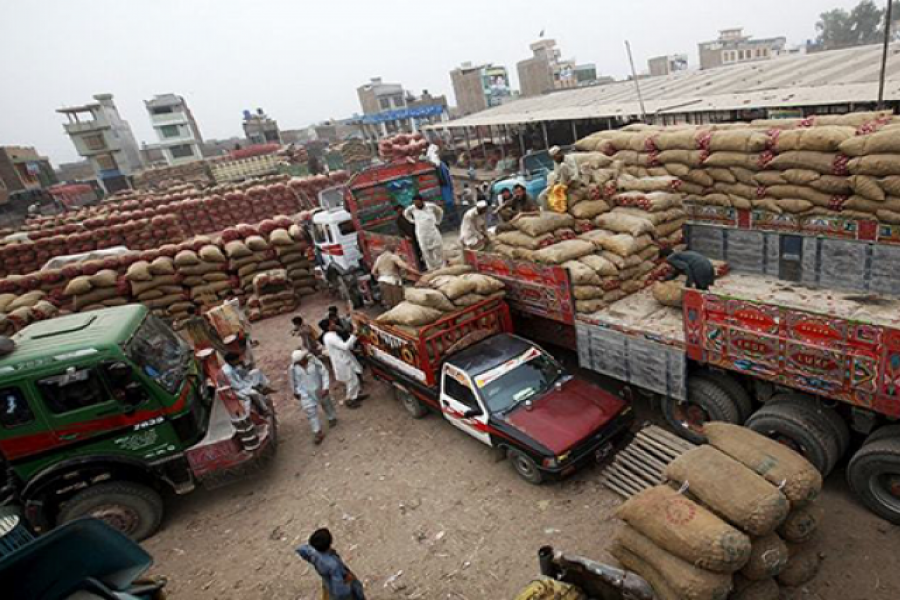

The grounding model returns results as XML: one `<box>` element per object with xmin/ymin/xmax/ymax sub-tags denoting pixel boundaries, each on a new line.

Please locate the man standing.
<box><xmin>458</xmin><ymin>183</ymin><xmax>476</xmax><ymax>207</ymax></box>
<box><xmin>403</xmin><ymin>194</ymin><xmax>445</xmax><ymax>271</ymax></box>
<box><xmin>372</xmin><ymin>243</ymin><xmax>414</xmax><ymax>308</ymax></box>
<box><xmin>460</xmin><ymin>200</ymin><xmax>490</xmax><ymax>251</ymax></box>
<box><xmin>297</xmin><ymin>528</ymin><xmax>366</xmax><ymax>600</ymax></box>
<box><xmin>289</xmin><ymin>350</ymin><xmax>334</xmax><ymax>445</ymax></box>
<box><xmin>544</xmin><ymin>146</ymin><xmax>580</xmax><ymax>213</ymax></box>
<box><xmin>322</xmin><ymin>320</ymin><xmax>366</xmax><ymax>409</ymax></box>
<box><xmin>660</xmin><ymin>248</ymin><xmax>716</xmax><ymax>291</ymax></box>
<box><xmin>394</xmin><ymin>203</ymin><xmax>422</xmax><ymax>269</ymax></box>
<box><xmin>221</xmin><ymin>352</ymin><xmax>273</xmax><ymax>415</ymax></box>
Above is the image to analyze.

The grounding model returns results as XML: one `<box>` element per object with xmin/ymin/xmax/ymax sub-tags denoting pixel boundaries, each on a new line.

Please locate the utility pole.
<box><xmin>878</xmin><ymin>0</ymin><xmax>895</xmax><ymax>109</ymax></box>
<box><xmin>626</xmin><ymin>41</ymin><xmax>648</xmax><ymax>123</ymax></box>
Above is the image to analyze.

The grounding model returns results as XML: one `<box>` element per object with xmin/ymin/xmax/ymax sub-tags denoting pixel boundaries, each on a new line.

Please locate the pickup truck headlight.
<box><xmin>542</xmin><ymin>457</ymin><xmax>559</xmax><ymax>468</ymax></box>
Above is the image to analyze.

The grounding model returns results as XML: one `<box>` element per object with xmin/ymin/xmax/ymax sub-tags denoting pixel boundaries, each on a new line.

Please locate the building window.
<box><xmin>96</xmin><ymin>154</ymin><xmax>118</xmax><ymax>171</ymax></box>
<box><xmin>83</xmin><ymin>134</ymin><xmax>106</xmax><ymax>151</ymax></box>
<box><xmin>152</xmin><ymin>106</ymin><xmax>174</xmax><ymax>115</ymax></box>
<box><xmin>379</xmin><ymin>97</ymin><xmax>392</xmax><ymax>110</ymax></box>
<box><xmin>160</xmin><ymin>124</ymin><xmax>180</xmax><ymax>138</ymax></box>
<box><xmin>170</xmin><ymin>144</ymin><xmax>194</xmax><ymax>159</ymax></box>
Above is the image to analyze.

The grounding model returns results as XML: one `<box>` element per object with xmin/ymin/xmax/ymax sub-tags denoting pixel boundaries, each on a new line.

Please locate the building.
<box><xmin>356</xmin><ymin>78</ymin><xmax>449</xmax><ymax>139</ymax></box>
<box><xmin>55</xmin><ymin>159</ymin><xmax>96</xmax><ymax>183</ymax></box>
<box><xmin>648</xmin><ymin>54</ymin><xmax>689</xmax><ymax>77</ymax></box>
<box><xmin>0</xmin><ymin>146</ymin><xmax>56</xmax><ymax>193</ymax></box>
<box><xmin>201</xmin><ymin>137</ymin><xmax>247</xmax><ymax>158</ymax></box>
<box><xmin>57</xmin><ymin>94</ymin><xmax>144</xmax><ymax>193</ymax></box>
<box><xmin>144</xmin><ymin>94</ymin><xmax>204</xmax><ymax>166</ymax></box>
<box><xmin>699</xmin><ymin>28</ymin><xmax>787</xmax><ymax>70</ymax></box>
<box><xmin>574</xmin><ymin>64</ymin><xmax>598</xmax><ymax>86</ymax></box>
<box><xmin>517</xmin><ymin>39</ymin><xmax>578</xmax><ymax>98</ymax></box>
<box><xmin>242</xmin><ymin>109</ymin><xmax>282</xmax><ymax>145</ymax></box>
<box><xmin>450</xmin><ymin>63</ymin><xmax>513</xmax><ymax>116</ymax></box>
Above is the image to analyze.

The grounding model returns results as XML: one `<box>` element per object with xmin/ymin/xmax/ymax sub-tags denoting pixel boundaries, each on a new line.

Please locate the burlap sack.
<box><xmin>579</xmin><ymin>254</ymin><xmax>618</xmax><ymax>276</ymax></box>
<box><xmin>149</xmin><ymin>257</ymin><xmax>176</xmax><ymax>276</ymax></box>
<box><xmin>138</xmin><ymin>290</ymin><xmax>164</xmax><ymax>301</ymax></box>
<box><xmin>878</xmin><ymin>208</ymin><xmax>900</xmax><ymax>224</ymax></box>
<box><xmin>614</xmin><ymin>524</ymin><xmax>732</xmax><ymax>600</ymax></box>
<box><xmin>769</xmin><ymin>152</ymin><xmax>842</xmax><ymax>175</ymax></box>
<box><xmin>881</xmin><ymin>176</ymin><xmax>900</xmax><ymax>196</ymax></box>
<box><xmin>512</xmin><ymin>247</ymin><xmax>537</xmax><ymax>261</ymax></box>
<box><xmin>513</xmin><ymin>213</ymin><xmax>576</xmax><ymax>237</ymax></box>
<box><xmin>684</xmin><ymin>169</ymin><xmax>715</xmax><ymax>187</ymax></box>
<box><xmin>849</xmin><ymin>155</ymin><xmax>900</xmax><ymax>177</ymax></box>
<box><xmin>377</xmin><ymin>301</ymin><xmax>444</xmax><ymax>327</ymax></box>
<box><xmin>709</xmin><ymin>130</ymin><xmax>768</xmax><ymax>154</ymax></box>
<box><xmin>65</xmin><ymin>277</ymin><xmax>93</xmax><ymax>297</ymax></box>
<box><xmin>144</xmin><ymin>294</ymin><xmax>186</xmax><ymax>310</ymax></box>
<box><xmin>752</xmin><ymin>198</ymin><xmax>783</xmax><ymax>214</ymax></box>
<box><xmin>269</xmin><ymin>229</ymin><xmax>294</xmax><ymax>246</ymax></box>
<box><xmin>610</xmin><ymin>545</ymin><xmax>682</xmax><ymax>600</ymax></box>
<box><xmin>89</xmin><ymin>270</ymin><xmax>118</xmax><ymax>289</ymax></box>
<box><xmin>131</xmin><ymin>275</ymin><xmax>177</xmax><ymax>296</ymax></box>
<box><xmin>740</xmin><ymin>533</ymin><xmax>789</xmax><ymax>581</ymax></box>
<box><xmin>245</xmin><ymin>235</ymin><xmax>269</xmax><ymax>252</ymax></box>
<box><xmin>575</xmin><ymin>299</ymin><xmax>605</xmax><ymax>313</ymax></box>
<box><xmin>174</xmin><ymin>250</ymin><xmax>200</xmax><ymax>267</ymax></box>
<box><xmin>704</xmin><ymin>423</ymin><xmax>822</xmax><ymax>506</ymax></box>
<box><xmin>781</xmin><ymin>169</ymin><xmax>820</xmax><ymax>186</ymax></box>
<box><xmin>707</xmin><ymin>168</ymin><xmax>737</xmax><ymax>183</ymax></box>
<box><xmin>617</xmin><ymin>485</ymin><xmax>751</xmax><ymax>573</ymax></box>
<box><xmin>199</xmin><ymin>245</ymin><xmax>227</xmax><ymax>263</ymax></box>
<box><xmin>776</xmin><ymin>126</ymin><xmax>854</xmax><ymax>153</ymax></box>
<box><xmin>850</xmin><ymin>175</ymin><xmax>886</xmax><ymax>202</ymax></box>
<box><xmin>224</xmin><ymin>240</ymin><xmax>252</xmax><ymax>258</ymax></box>
<box><xmin>564</xmin><ymin>261</ymin><xmax>602</xmax><ymax>285</ymax></box>
<box><xmin>0</xmin><ymin>294</ymin><xmax>16</xmax><ymax>313</ymax></box>
<box><xmin>460</xmin><ymin>273</ymin><xmax>504</xmax><ymax>295</ymax></box>
<box><xmin>776</xmin><ymin>543</ymin><xmax>824</xmax><ymax>587</ymax></box>
<box><xmin>573</xmin><ymin>286</ymin><xmax>603</xmax><ymax>301</ymax></box>
<box><xmin>569</xmin><ymin>199</ymin><xmax>610</xmax><ymax>219</ymax></box>
<box><xmin>754</xmin><ymin>171</ymin><xmax>788</xmax><ymax>186</ymax></box>
<box><xmin>809</xmin><ymin>174</ymin><xmax>852</xmax><ymax>195</ymax></box>
<box><xmin>665</xmin><ymin>446</ymin><xmax>790</xmax><ymax>536</ymax></box>
<box><xmin>417</xmin><ymin>265</ymin><xmax>473</xmax><ymax>286</ymax></box>
<box><xmin>730</xmin><ymin>577</ymin><xmax>780</xmax><ymax>600</ymax></box>
<box><xmin>596</xmin><ymin>212</ymin><xmax>655</xmax><ymax>237</ymax></box>
<box><xmin>704</xmin><ymin>153</ymin><xmax>762</xmax><ymax>171</ymax></box>
<box><xmin>454</xmin><ymin>293</ymin><xmax>495</xmax><ymax>308</ymax></box>
<box><xmin>533</xmin><ymin>240</ymin><xmax>595</xmax><ymax>265</ymax></box>
<box><xmin>594</xmin><ymin>233</ymin><xmax>651</xmax><ymax>257</ymax></box>
<box><xmin>778</xmin><ymin>199</ymin><xmax>814</xmax><ymax>214</ymax></box>
<box><xmin>74</xmin><ymin>287</ymin><xmax>122</xmax><ymax>311</ymax></box>
<box><xmin>840</xmin><ymin>128</ymin><xmax>900</xmax><ymax>156</ymax></box>
<box><xmin>658</xmin><ymin>219</ymin><xmax>686</xmax><ymax>237</ymax></box>
<box><xmin>429</xmin><ymin>275</ymin><xmax>478</xmax><ymax>300</ymax></box>
<box><xmin>8</xmin><ymin>291</ymin><xmax>45</xmax><ymax>311</ymax></box>
<box><xmin>178</xmin><ymin>262</ymin><xmax>222</xmax><ymax>276</ymax></box>
<box><xmin>237</xmin><ymin>263</ymin><xmax>260</xmax><ymax>278</ymax></box>
<box><xmin>656</xmin><ymin>150</ymin><xmax>706</xmax><ymax>168</ymax></box>
<box><xmin>404</xmin><ymin>288</ymin><xmax>455</xmax><ymax>312</ymax></box>
<box><xmin>496</xmin><ymin>231</ymin><xmax>553</xmax><ymax>250</ymax></box>
<box><xmin>126</xmin><ymin>261</ymin><xmax>153</xmax><ymax>282</ymax></box>
<box><xmin>653</xmin><ymin>281</ymin><xmax>684</xmax><ymax>307</ymax></box>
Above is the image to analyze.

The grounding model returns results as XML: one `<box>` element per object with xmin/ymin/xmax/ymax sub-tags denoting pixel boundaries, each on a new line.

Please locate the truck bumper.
<box><xmin>539</xmin><ymin>410</ymin><xmax>636</xmax><ymax>481</ymax></box>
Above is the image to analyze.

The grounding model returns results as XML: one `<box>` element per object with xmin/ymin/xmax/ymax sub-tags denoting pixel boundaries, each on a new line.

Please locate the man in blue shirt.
<box><xmin>297</xmin><ymin>528</ymin><xmax>366</xmax><ymax>599</ymax></box>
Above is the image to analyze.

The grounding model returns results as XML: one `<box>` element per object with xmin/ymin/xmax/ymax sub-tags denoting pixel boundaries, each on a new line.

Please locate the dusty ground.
<box><xmin>145</xmin><ymin>294</ymin><xmax>900</xmax><ymax>599</ymax></box>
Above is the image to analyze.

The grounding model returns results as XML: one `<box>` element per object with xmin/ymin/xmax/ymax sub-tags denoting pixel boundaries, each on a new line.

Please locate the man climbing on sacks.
<box><xmin>372</xmin><ymin>240</ymin><xmax>415</xmax><ymax>308</ymax></box>
<box><xmin>403</xmin><ymin>194</ymin><xmax>445</xmax><ymax>271</ymax></box>
<box><xmin>289</xmin><ymin>349</ymin><xmax>335</xmax><ymax>445</ymax></box>
<box><xmin>660</xmin><ymin>248</ymin><xmax>716</xmax><ymax>291</ymax></box>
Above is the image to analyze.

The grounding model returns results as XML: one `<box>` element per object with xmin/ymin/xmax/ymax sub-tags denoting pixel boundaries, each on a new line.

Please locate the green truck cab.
<box><xmin>0</xmin><ymin>305</ymin><xmax>276</xmax><ymax>541</ymax></box>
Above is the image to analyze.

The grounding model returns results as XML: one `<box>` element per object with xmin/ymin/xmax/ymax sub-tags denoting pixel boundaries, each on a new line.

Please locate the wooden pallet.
<box><xmin>599</xmin><ymin>425</ymin><xmax>697</xmax><ymax>498</ymax></box>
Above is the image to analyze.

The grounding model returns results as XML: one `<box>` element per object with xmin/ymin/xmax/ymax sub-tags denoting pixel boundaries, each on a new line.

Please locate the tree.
<box><xmin>816</xmin><ymin>0</ymin><xmax>894</xmax><ymax>50</ymax></box>
<box><xmin>850</xmin><ymin>0</ymin><xmax>886</xmax><ymax>45</ymax></box>
<box><xmin>816</xmin><ymin>8</ymin><xmax>854</xmax><ymax>50</ymax></box>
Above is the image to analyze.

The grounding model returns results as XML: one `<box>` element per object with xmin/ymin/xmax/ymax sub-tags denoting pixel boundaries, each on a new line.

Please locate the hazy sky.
<box><xmin>0</xmin><ymin>0</ymin><xmax>869</xmax><ymax>164</ymax></box>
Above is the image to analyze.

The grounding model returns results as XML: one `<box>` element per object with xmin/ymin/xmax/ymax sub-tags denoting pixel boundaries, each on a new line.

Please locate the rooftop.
<box><xmin>433</xmin><ymin>42</ymin><xmax>900</xmax><ymax>129</ymax></box>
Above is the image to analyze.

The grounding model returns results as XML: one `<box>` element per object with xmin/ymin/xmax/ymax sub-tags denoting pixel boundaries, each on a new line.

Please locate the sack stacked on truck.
<box><xmin>268</xmin><ymin>225</ymin><xmax>316</xmax><ymax>297</ymax></box>
<box><xmin>65</xmin><ymin>269</ymin><xmax>129</xmax><ymax>312</ymax></box>
<box><xmin>174</xmin><ymin>244</ymin><xmax>230</xmax><ymax>315</ymax></box>
<box><xmin>127</xmin><ymin>255</ymin><xmax>189</xmax><ymax>320</ymax></box>
<box><xmin>489</xmin><ymin>212</ymin><xmax>578</xmax><ymax>262</ymax></box>
<box><xmin>247</xmin><ymin>269</ymin><xmax>297</xmax><ymax>321</ymax></box>
<box><xmin>563</xmin><ymin>152</ymin><xmax>622</xmax><ymax>223</ymax></box>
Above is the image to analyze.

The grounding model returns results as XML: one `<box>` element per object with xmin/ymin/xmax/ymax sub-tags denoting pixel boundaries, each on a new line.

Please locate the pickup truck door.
<box><xmin>440</xmin><ymin>365</ymin><xmax>491</xmax><ymax>446</ymax></box>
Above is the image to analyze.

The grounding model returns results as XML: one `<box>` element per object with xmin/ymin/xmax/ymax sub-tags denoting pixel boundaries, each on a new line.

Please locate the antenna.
<box><xmin>625</xmin><ymin>40</ymin><xmax>648</xmax><ymax>123</ymax></box>
<box><xmin>878</xmin><ymin>0</ymin><xmax>895</xmax><ymax>109</ymax></box>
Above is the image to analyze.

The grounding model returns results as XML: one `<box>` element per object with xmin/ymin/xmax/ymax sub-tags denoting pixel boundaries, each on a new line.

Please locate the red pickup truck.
<box><xmin>355</xmin><ymin>299</ymin><xmax>633</xmax><ymax>483</ymax></box>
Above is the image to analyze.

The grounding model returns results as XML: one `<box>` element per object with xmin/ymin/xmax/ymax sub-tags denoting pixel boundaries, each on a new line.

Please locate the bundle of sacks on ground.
<box><xmin>126</xmin><ymin>256</ymin><xmax>191</xmax><ymax>322</ymax></box>
<box><xmin>575</xmin><ymin>111</ymin><xmax>900</xmax><ymax>225</ymax></box>
<box><xmin>263</xmin><ymin>221</ymin><xmax>317</xmax><ymax>297</ymax></box>
<box><xmin>0</xmin><ymin>290</ymin><xmax>59</xmax><ymax>335</ymax></box>
<box><xmin>611</xmin><ymin>423</ymin><xmax>825</xmax><ymax>600</ymax></box>
<box><xmin>63</xmin><ymin>268</ymin><xmax>129</xmax><ymax>313</ymax></box>
<box><xmin>222</xmin><ymin>226</ymin><xmax>282</xmax><ymax>305</ymax></box>
<box><xmin>248</xmin><ymin>269</ymin><xmax>298</xmax><ymax>321</ymax></box>
<box><xmin>376</xmin><ymin>265</ymin><xmax>505</xmax><ymax>329</ymax></box>
<box><xmin>174</xmin><ymin>241</ymin><xmax>231</xmax><ymax>316</ymax></box>
<box><xmin>489</xmin><ymin>209</ymin><xmax>680</xmax><ymax>315</ymax></box>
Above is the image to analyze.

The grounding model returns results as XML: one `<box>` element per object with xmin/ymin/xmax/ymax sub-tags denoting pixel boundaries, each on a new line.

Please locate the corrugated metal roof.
<box><xmin>434</xmin><ymin>43</ymin><xmax>900</xmax><ymax>129</ymax></box>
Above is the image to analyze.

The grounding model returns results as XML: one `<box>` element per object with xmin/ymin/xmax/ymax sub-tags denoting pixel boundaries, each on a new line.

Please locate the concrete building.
<box><xmin>517</xmin><ymin>39</ymin><xmax>578</xmax><ymax>98</ymax></box>
<box><xmin>144</xmin><ymin>94</ymin><xmax>204</xmax><ymax>166</ymax></box>
<box><xmin>0</xmin><ymin>146</ymin><xmax>56</xmax><ymax>193</ymax></box>
<box><xmin>356</xmin><ymin>78</ymin><xmax>449</xmax><ymax>139</ymax></box>
<box><xmin>450</xmin><ymin>63</ymin><xmax>513</xmax><ymax>116</ymax></box>
<box><xmin>57</xmin><ymin>94</ymin><xmax>144</xmax><ymax>193</ymax></box>
<box><xmin>648</xmin><ymin>54</ymin><xmax>689</xmax><ymax>77</ymax></box>
<box><xmin>242</xmin><ymin>109</ymin><xmax>282</xmax><ymax>145</ymax></box>
<box><xmin>574</xmin><ymin>64</ymin><xmax>599</xmax><ymax>86</ymax></box>
<box><xmin>699</xmin><ymin>28</ymin><xmax>787</xmax><ymax>70</ymax></box>
<box><xmin>55</xmin><ymin>159</ymin><xmax>96</xmax><ymax>183</ymax></box>
<box><xmin>357</xmin><ymin>78</ymin><xmax>407</xmax><ymax>116</ymax></box>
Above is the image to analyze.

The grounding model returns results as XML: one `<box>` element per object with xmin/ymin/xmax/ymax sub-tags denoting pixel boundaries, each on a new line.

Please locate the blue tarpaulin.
<box><xmin>358</xmin><ymin>105</ymin><xmax>445</xmax><ymax>124</ymax></box>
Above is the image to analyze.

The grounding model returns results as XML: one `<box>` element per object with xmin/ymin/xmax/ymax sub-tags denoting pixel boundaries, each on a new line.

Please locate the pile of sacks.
<box><xmin>63</xmin><ymin>269</ymin><xmax>128</xmax><ymax>313</ymax></box>
<box><xmin>0</xmin><ymin>291</ymin><xmax>58</xmax><ymax>335</ymax></box>
<box><xmin>247</xmin><ymin>269</ymin><xmax>297</xmax><ymax>321</ymax></box>
<box><xmin>126</xmin><ymin>257</ymin><xmax>190</xmax><ymax>321</ymax></box>
<box><xmin>612</xmin><ymin>423</ymin><xmax>825</xmax><ymax>600</ymax></box>
<box><xmin>268</xmin><ymin>226</ymin><xmax>316</xmax><ymax>297</ymax></box>
<box><xmin>575</xmin><ymin>111</ymin><xmax>900</xmax><ymax>225</ymax></box>
<box><xmin>174</xmin><ymin>244</ymin><xmax>231</xmax><ymax>314</ymax></box>
<box><xmin>377</xmin><ymin>265</ymin><xmax>505</xmax><ymax>328</ymax></box>
<box><xmin>223</xmin><ymin>233</ymin><xmax>281</xmax><ymax>304</ymax></box>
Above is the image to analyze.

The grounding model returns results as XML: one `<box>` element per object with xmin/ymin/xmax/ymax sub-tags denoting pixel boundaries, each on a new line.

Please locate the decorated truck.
<box><xmin>355</xmin><ymin>298</ymin><xmax>634</xmax><ymax>483</ymax></box>
<box><xmin>0</xmin><ymin>305</ymin><xmax>276</xmax><ymax>540</ymax></box>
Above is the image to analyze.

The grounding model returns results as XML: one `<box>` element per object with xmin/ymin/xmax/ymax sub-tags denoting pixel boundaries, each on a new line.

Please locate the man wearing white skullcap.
<box><xmin>460</xmin><ymin>200</ymin><xmax>490</xmax><ymax>250</ymax></box>
<box><xmin>289</xmin><ymin>349</ymin><xmax>334</xmax><ymax>445</ymax></box>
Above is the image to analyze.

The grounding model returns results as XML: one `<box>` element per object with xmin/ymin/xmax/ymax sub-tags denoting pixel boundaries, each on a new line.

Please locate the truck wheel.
<box><xmin>847</xmin><ymin>435</ymin><xmax>900</xmax><ymax>524</ymax></box>
<box><xmin>865</xmin><ymin>424</ymin><xmax>900</xmax><ymax>445</ymax></box>
<box><xmin>508</xmin><ymin>449</ymin><xmax>544</xmax><ymax>485</ymax></box>
<box><xmin>662</xmin><ymin>376</ymin><xmax>742</xmax><ymax>444</ymax></box>
<box><xmin>395</xmin><ymin>387</ymin><xmax>428</xmax><ymax>419</ymax></box>
<box><xmin>768</xmin><ymin>394</ymin><xmax>850</xmax><ymax>460</ymax></box>
<box><xmin>745</xmin><ymin>403</ymin><xmax>839</xmax><ymax>476</ymax></box>
<box><xmin>57</xmin><ymin>481</ymin><xmax>163</xmax><ymax>541</ymax></box>
<box><xmin>699</xmin><ymin>372</ymin><xmax>754</xmax><ymax>423</ymax></box>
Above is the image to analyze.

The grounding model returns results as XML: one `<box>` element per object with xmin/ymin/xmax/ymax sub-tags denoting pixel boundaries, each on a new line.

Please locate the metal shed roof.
<box><xmin>434</xmin><ymin>43</ymin><xmax>900</xmax><ymax>129</ymax></box>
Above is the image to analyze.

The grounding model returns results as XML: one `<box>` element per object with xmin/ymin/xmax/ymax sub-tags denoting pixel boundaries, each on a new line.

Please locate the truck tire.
<box><xmin>767</xmin><ymin>393</ymin><xmax>850</xmax><ymax>460</ymax></box>
<box><xmin>745</xmin><ymin>403</ymin><xmax>839</xmax><ymax>476</ymax></box>
<box><xmin>57</xmin><ymin>481</ymin><xmax>163</xmax><ymax>541</ymax></box>
<box><xmin>863</xmin><ymin>424</ymin><xmax>900</xmax><ymax>446</ymax></box>
<box><xmin>662</xmin><ymin>376</ymin><xmax>742</xmax><ymax>444</ymax></box>
<box><xmin>508</xmin><ymin>449</ymin><xmax>544</xmax><ymax>485</ymax></box>
<box><xmin>395</xmin><ymin>387</ymin><xmax>428</xmax><ymax>419</ymax></box>
<box><xmin>847</xmin><ymin>435</ymin><xmax>900</xmax><ymax>524</ymax></box>
<box><xmin>699</xmin><ymin>371</ymin><xmax>754</xmax><ymax>423</ymax></box>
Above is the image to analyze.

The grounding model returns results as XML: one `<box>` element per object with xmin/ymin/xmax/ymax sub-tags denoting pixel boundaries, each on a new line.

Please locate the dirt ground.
<box><xmin>144</xmin><ymin>294</ymin><xmax>900</xmax><ymax>599</ymax></box>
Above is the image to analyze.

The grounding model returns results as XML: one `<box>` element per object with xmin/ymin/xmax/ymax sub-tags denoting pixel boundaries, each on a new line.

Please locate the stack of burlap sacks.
<box><xmin>0</xmin><ymin>291</ymin><xmax>58</xmax><ymax>335</ymax></box>
<box><xmin>269</xmin><ymin>226</ymin><xmax>316</xmax><ymax>297</ymax></box>
<box><xmin>575</xmin><ymin>111</ymin><xmax>900</xmax><ymax>224</ymax></box>
<box><xmin>248</xmin><ymin>269</ymin><xmax>298</xmax><ymax>321</ymax></box>
<box><xmin>174</xmin><ymin>244</ymin><xmax>231</xmax><ymax>315</ymax></box>
<box><xmin>125</xmin><ymin>257</ymin><xmax>190</xmax><ymax>321</ymax></box>
<box><xmin>377</xmin><ymin>265</ymin><xmax>505</xmax><ymax>328</ymax></box>
<box><xmin>224</xmin><ymin>236</ymin><xmax>281</xmax><ymax>306</ymax></box>
<box><xmin>612</xmin><ymin>423</ymin><xmax>825</xmax><ymax>600</ymax></box>
<box><xmin>63</xmin><ymin>269</ymin><xmax>128</xmax><ymax>313</ymax></box>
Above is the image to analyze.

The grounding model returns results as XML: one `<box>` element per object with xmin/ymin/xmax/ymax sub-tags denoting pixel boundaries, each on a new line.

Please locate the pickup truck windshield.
<box><xmin>476</xmin><ymin>349</ymin><xmax>562</xmax><ymax>414</ymax></box>
<box><xmin>126</xmin><ymin>315</ymin><xmax>190</xmax><ymax>395</ymax></box>
<box><xmin>522</xmin><ymin>152</ymin><xmax>553</xmax><ymax>177</ymax></box>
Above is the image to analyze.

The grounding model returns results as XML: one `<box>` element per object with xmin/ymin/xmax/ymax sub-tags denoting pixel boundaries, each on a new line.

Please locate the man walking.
<box><xmin>297</xmin><ymin>528</ymin><xmax>365</xmax><ymax>600</ymax></box>
<box><xmin>403</xmin><ymin>194</ymin><xmax>445</xmax><ymax>271</ymax></box>
<box><xmin>322</xmin><ymin>320</ymin><xmax>366</xmax><ymax>409</ymax></box>
<box><xmin>289</xmin><ymin>350</ymin><xmax>335</xmax><ymax>445</ymax></box>
<box><xmin>291</xmin><ymin>315</ymin><xmax>322</xmax><ymax>356</ymax></box>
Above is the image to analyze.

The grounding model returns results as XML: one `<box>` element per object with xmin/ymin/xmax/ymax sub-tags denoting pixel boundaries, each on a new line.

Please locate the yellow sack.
<box><xmin>548</xmin><ymin>184</ymin><xmax>569</xmax><ymax>213</ymax></box>
<box><xmin>514</xmin><ymin>579</ymin><xmax>585</xmax><ymax>600</ymax></box>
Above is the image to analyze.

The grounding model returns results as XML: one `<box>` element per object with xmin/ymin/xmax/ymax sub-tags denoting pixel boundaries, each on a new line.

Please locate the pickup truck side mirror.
<box><xmin>463</xmin><ymin>407</ymin><xmax>483</xmax><ymax>419</ymax></box>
